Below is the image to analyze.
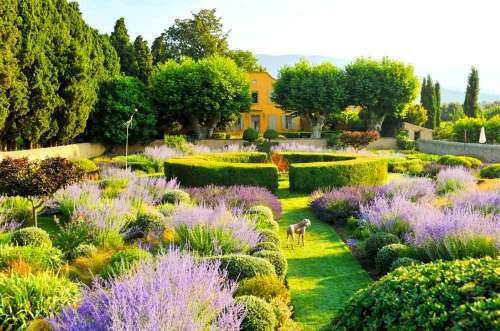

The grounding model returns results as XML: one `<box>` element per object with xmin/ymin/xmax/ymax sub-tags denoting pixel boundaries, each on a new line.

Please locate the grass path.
<box><xmin>277</xmin><ymin>180</ymin><xmax>371</xmax><ymax>330</ymax></box>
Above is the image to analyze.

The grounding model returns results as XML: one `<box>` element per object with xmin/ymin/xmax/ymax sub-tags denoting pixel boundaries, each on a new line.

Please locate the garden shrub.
<box><xmin>375</xmin><ymin>243</ymin><xmax>413</xmax><ymax>274</ymax></box>
<box><xmin>365</xmin><ymin>232</ymin><xmax>400</xmax><ymax>261</ymax></box>
<box><xmin>72</xmin><ymin>159</ymin><xmax>99</xmax><ymax>173</ymax></box>
<box><xmin>244</xmin><ymin>206</ymin><xmax>279</xmax><ymax>232</ymax></box>
<box><xmin>253</xmin><ymin>250</ymin><xmax>288</xmax><ymax>279</ymax></box>
<box><xmin>452</xmin><ymin>117</ymin><xmax>484</xmax><ymax>142</ymax></box>
<box><xmin>396</xmin><ymin>130</ymin><xmax>416</xmax><ymax>150</ymax></box>
<box><xmin>436</xmin><ymin>167</ymin><xmax>476</xmax><ymax>195</ymax></box>
<box><xmin>243</xmin><ymin>128</ymin><xmax>259</xmax><ymax>142</ymax></box>
<box><xmin>206</xmin><ymin>254</ymin><xmax>276</xmax><ymax>282</ymax></box>
<box><xmin>112</xmin><ymin>154</ymin><xmax>157</xmax><ymax>174</ymax></box>
<box><xmin>340</xmin><ymin>131</ymin><xmax>379</xmax><ymax>151</ymax></box>
<box><xmin>165</xmin><ymin>152</ymin><xmax>279</xmax><ymax>192</ymax></box>
<box><xmin>249</xmin><ymin>242</ymin><xmax>280</xmax><ymax>254</ymax></box>
<box><xmin>129</xmin><ymin>208</ymin><xmax>164</xmax><ymax>237</ymax></box>
<box><xmin>93</xmin><ymin>230</ymin><xmax>124</xmax><ymax>249</ymax></box>
<box><xmin>0</xmin><ymin>272</ymin><xmax>79</xmax><ymax>330</ymax></box>
<box><xmin>10</xmin><ymin>227</ymin><xmax>52</xmax><ymax>247</ymax></box>
<box><xmin>164</xmin><ymin>134</ymin><xmax>191</xmax><ymax>153</ymax></box>
<box><xmin>438</xmin><ymin>155</ymin><xmax>482</xmax><ymax>169</ymax></box>
<box><xmin>485</xmin><ymin>115</ymin><xmax>500</xmax><ymax>143</ymax></box>
<box><xmin>161</xmin><ymin>189</ymin><xmax>190</xmax><ymax>204</ymax></box>
<box><xmin>0</xmin><ymin>245</ymin><xmax>63</xmax><ymax>272</ymax></box>
<box><xmin>158</xmin><ymin>203</ymin><xmax>176</xmax><ymax>216</ymax></box>
<box><xmin>211</xmin><ymin>132</ymin><xmax>226</xmax><ymax>139</ymax></box>
<box><xmin>324</xmin><ymin>130</ymin><xmax>344</xmax><ymax>149</ymax></box>
<box><xmin>433</xmin><ymin>121</ymin><xmax>454</xmax><ymax>140</ymax></box>
<box><xmin>0</xmin><ymin>196</ymin><xmax>32</xmax><ymax>225</ymax></box>
<box><xmin>387</xmin><ymin>158</ymin><xmax>425</xmax><ymax>174</ymax></box>
<box><xmin>54</xmin><ymin>218</ymin><xmax>95</xmax><ymax>259</ymax></box>
<box><xmin>101</xmin><ymin>247</ymin><xmax>151</xmax><ymax>278</ymax></box>
<box><xmin>263</xmin><ymin>129</ymin><xmax>279</xmax><ymax>140</ymax></box>
<box><xmin>286</xmin><ymin>153</ymin><xmax>388</xmax><ymax>192</ymax></box>
<box><xmin>480</xmin><ymin>163</ymin><xmax>500</xmax><ymax>178</ymax></box>
<box><xmin>235</xmin><ymin>274</ymin><xmax>289</xmax><ymax>303</ymax></box>
<box><xmin>236</xmin><ymin>295</ymin><xmax>277</xmax><ymax>331</ymax></box>
<box><xmin>390</xmin><ymin>257</ymin><xmax>422</xmax><ymax>271</ymax></box>
<box><xmin>245</xmin><ymin>205</ymin><xmax>274</xmax><ymax>221</ymax></box>
<box><xmin>329</xmin><ymin>258</ymin><xmax>499</xmax><ymax>331</ymax></box>
<box><xmin>258</xmin><ymin>229</ymin><xmax>280</xmax><ymax>246</ymax></box>
<box><xmin>255</xmin><ymin>217</ymin><xmax>279</xmax><ymax>233</ymax></box>
<box><xmin>73</xmin><ymin>244</ymin><xmax>97</xmax><ymax>258</ymax></box>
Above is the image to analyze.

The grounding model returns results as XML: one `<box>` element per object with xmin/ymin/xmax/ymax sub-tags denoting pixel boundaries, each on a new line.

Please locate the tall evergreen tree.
<box><xmin>421</xmin><ymin>74</ymin><xmax>439</xmax><ymax>129</ymax></box>
<box><xmin>463</xmin><ymin>66</ymin><xmax>480</xmax><ymax>118</ymax></box>
<box><xmin>152</xmin><ymin>32</ymin><xmax>169</xmax><ymax>65</ymax></box>
<box><xmin>133</xmin><ymin>36</ymin><xmax>153</xmax><ymax>83</ymax></box>
<box><xmin>110</xmin><ymin>18</ymin><xmax>137</xmax><ymax>76</ymax></box>
<box><xmin>434</xmin><ymin>82</ymin><xmax>441</xmax><ymax>126</ymax></box>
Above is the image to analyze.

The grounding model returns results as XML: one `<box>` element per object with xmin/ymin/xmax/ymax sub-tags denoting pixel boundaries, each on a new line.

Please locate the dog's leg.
<box><xmin>302</xmin><ymin>229</ymin><xmax>305</xmax><ymax>246</ymax></box>
<box><xmin>291</xmin><ymin>232</ymin><xmax>295</xmax><ymax>250</ymax></box>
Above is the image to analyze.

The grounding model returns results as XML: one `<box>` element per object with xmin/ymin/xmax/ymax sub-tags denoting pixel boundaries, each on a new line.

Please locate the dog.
<box><xmin>286</xmin><ymin>219</ymin><xmax>311</xmax><ymax>250</ymax></box>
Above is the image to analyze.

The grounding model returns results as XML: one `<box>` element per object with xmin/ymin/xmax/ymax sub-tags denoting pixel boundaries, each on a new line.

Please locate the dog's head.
<box><xmin>302</xmin><ymin>219</ymin><xmax>311</xmax><ymax>227</ymax></box>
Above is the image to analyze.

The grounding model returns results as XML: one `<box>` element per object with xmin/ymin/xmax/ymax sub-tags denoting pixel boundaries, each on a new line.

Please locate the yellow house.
<box><xmin>228</xmin><ymin>72</ymin><xmax>301</xmax><ymax>135</ymax></box>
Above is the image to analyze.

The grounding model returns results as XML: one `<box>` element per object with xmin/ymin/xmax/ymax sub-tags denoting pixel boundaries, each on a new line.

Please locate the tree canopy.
<box><xmin>151</xmin><ymin>56</ymin><xmax>251</xmax><ymax>139</ymax></box>
<box><xmin>272</xmin><ymin>60</ymin><xmax>346</xmax><ymax>138</ymax></box>
<box><xmin>463</xmin><ymin>66</ymin><xmax>480</xmax><ymax>118</ymax></box>
<box><xmin>227</xmin><ymin>50</ymin><xmax>265</xmax><ymax>72</ymax></box>
<box><xmin>343</xmin><ymin>58</ymin><xmax>419</xmax><ymax>131</ymax></box>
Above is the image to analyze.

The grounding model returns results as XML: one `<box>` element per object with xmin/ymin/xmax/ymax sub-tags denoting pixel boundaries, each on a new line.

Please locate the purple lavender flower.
<box><xmin>271</xmin><ymin>142</ymin><xmax>326</xmax><ymax>153</ymax></box>
<box><xmin>75</xmin><ymin>197</ymin><xmax>134</xmax><ymax>233</ymax></box>
<box><xmin>144</xmin><ymin>145</ymin><xmax>183</xmax><ymax>162</ymax></box>
<box><xmin>51</xmin><ymin>250</ymin><xmax>244</xmax><ymax>330</ymax></box>
<box><xmin>382</xmin><ymin>177</ymin><xmax>436</xmax><ymax>202</ymax></box>
<box><xmin>451</xmin><ymin>190</ymin><xmax>500</xmax><ymax>215</ymax></box>
<box><xmin>436</xmin><ymin>167</ymin><xmax>476</xmax><ymax>194</ymax></box>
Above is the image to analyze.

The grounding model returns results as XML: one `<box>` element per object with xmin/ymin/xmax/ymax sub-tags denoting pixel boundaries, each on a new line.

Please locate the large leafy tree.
<box><xmin>154</xmin><ymin>9</ymin><xmax>229</xmax><ymax>62</ymax></box>
<box><xmin>343</xmin><ymin>57</ymin><xmax>419</xmax><ymax>131</ymax></box>
<box><xmin>463</xmin><ymin>66</ymin><xmax>480</xmax><ymax>118</ymax></box>
<box><xmin>86</xmin><ymin>76</ymin><xmax>157</xmax><ymax>145</ymax></box>
<box><xmin>401</xmin><ymin>104</ymin><xmax>428</xmax><ymax>126</ymax></box>
<box><xmin>110</xmin><ymin>18</ymin><xmax>137</xmax><ymax>76</ymax></box>
<box><xmin>133</xmin><ymin>36</ymin><xmax>154</xmax><ymax>83</ymax></box>
<box><xmin>272</xmin><ymin>60</ymin><xmax>346</xmax><ymax>138</ymax></box>
<box><xmin>151</xmin><ymin>56</ymin><xmax>251</xmax><ymax>139</ymax></box>
<box><xmin>227</xmin><ymin>50</ymin><xmax>265</xmax><ymax>72</ymax></box>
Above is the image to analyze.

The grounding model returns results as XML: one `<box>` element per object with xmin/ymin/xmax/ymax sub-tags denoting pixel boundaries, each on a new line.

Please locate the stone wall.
<box><xmin>0</xmin><ymin>143</ymin><xmax>106</xmax><ymax>161</ymax></box>
<box><xmin>403</xmin><ymin>122</ymin><xmax>433</xmax><ymax>140</ymax></box>
<box><xmin>417</xmin><ymin>140</ymin><xmax>500</xmax><ymax>162</ymax></box>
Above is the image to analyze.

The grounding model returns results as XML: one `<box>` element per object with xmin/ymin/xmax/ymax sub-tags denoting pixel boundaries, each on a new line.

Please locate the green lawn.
<box><xmin>277</xmin><ymin>179</ymin><xmax>371</xmax><ymax>330</ymax></box>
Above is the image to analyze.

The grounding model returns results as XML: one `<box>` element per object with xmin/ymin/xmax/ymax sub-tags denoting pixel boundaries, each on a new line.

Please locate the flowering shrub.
<box><xmin>188</xmin><ymin>185</ymin><xmax>282</xmax><ymax>219</ymax></box>
<box><xmin>435</xmin><ymin>167</ymin><xmax>476</xmax><ymax>194</ymax></box>
<box><xmin>52</xmin><ymin>251</ymin><xmax>244</xmax><ymax>330</ymax></box>
<box><xmin>340</xmin><ymin>131</ymin><xmax>379</xmax><ymax>151</ymax></box>
<box><xmin>452</xmin><ymin>190</ymin><xmax>500</xmax><ymax>215</ymax></box>
<box><xmin>381</xmin><ymin>177</ymin><xmax>435</xmax><ymax>202</ymax></box>
<box><xmin>271</xmin><ymin>142</ymin><xmax>326</xmax><ymax>153</ymax></box>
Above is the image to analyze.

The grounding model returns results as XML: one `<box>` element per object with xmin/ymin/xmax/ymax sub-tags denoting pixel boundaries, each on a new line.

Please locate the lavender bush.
<box><xmin>271</xmin><ymin>142</ymin><xmax>326</xmax><ymax>153</ymax></box>
<box><xmin>435</xmin><ymin>167</ymin><xmax>476</xmax><ymax>195</ymax></box>
<box><xmin>451</xmin><ymin>190</ymin><xmax>500</xmax><ymax>215</ymax></box>
<box><xmin>144</xmin><ymin>146</ymin><xmax>184</xmax><ymax>171</ymax></box>
<box><xmin>188</xmin><ymin>185</ymin><xmax>282</xmax><ymax>219</ymax></box>
<box><xmin>51</xmin><ymin>250</ymin><xmax>244</xmax><ymax>330</ymax></box>
<box><xmin>381</xmin><ymin>177</ymin><xmax>435</xmax><ymax>202</ymax></box>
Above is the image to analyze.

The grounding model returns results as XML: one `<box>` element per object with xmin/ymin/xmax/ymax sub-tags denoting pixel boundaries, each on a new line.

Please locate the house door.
<box><xmin>251</xmin><ymin>115</ymin><xmax>260</xmax><ymax>132</ymax></box>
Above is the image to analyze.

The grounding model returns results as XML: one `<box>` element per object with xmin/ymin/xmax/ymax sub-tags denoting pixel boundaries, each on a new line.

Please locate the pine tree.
<box><xmin>152</xmin><ymin>33</ymin><xmax>168</xmax><ymax>65</ymax></box>
<box><xmin>110</xmin><ymin>18</ymin><xmax>137</xmax><ymax>76</ymax></box>
<box><xmin>463</xmin><ymin>67</ymin><xmax>480</xmax><ymax>118</ymax></box>
<box><xmin>434</xmin><ymin>82</ymin><xmax>441</xmax><ymax>126</ymax></box>
<box><xmin>133</xmin><ymin>36</ymin><xmax>153</xmax><ymax>83</ymax></box>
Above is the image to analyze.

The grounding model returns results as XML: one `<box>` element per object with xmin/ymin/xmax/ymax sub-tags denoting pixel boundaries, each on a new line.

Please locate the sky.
<box><xmin>75</xmin><ymin>0</ymin><xmax>500</xmax><ymax>93</ymax></box>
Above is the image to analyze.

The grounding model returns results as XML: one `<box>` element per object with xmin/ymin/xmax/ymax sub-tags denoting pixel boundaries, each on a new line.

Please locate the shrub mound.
<box><xmin>236</xmin><ymin>295</ymin><xmax>277</xmax><ymax>331</ymax></box>
<box><xmin>164</xmin><ymin>152</ymin><xmax>279</xmax><ymax>192</ymax></box>
<box><xmin>206</xmin><ymin>254</ymin><xmax>276</xmax><ymax>282</ymax></box>
<box><xmin>390</xmin><ymin>257</ymin><xmax>421</xmax><ymax>271</ymax></box>
<box><xmin>244</xmin><ymin>205</ymin><xmax>274</xmax><ymax>221</ymax></box>
<box><xmin>0</xmin><ymin>245</ymin><xmax>63</xmax><ymax>271</ymax></box>
<box><xmin>480</xmin><ymin>163</ymin><xmax>500</xmax><ymax>179</ymax></box>
<box><xmin>253</xmin><ymin>250</ymin><xmax>288</xmax><ymax>279</ymax></box>
<box><xmin>365</xmin><ymin>232</ymin><xmax>400</xmax><ymax>261</ymax></box>
<box><xmin>10</xmin><ymin>227</ymin><xmax>52</xmax><ymax>247</ymax></box>
<box><xmin>258</xmin><ymin>229</ymin><xmax>281</xmax><ymax>246</ymax></box>
<box><xmin>161</xmin><ymin>189</ymin><xmax>190</xmax><ymax>204</ymax></box>
<box><xmin>243</xmin><ymin>128</ymin><xmax>259</xmax><ymax>142</ymax></box>
<box><xmin>263</xmin><ymin>129</ymin><xmax>279</xmax><ymax>140</ymax></box>
<box><xmin>375</xmin><ymin>243</ymin><xmax>413</xmax><ymax>274</ymax></box>
<box><xmin>329</xmin><ymin>258</ymin><xmax>499</xmax><ymax>330</ymax></box>
<box><xmin>101</xmin><ymin>247</ymin><xmax>151</xmax><ymax>278</ymax></box>
<box><xmin>281</xmin><ymin>152</ymin><xmax>387</xmax><ymax>192</ymax></box>
<box><xmin>249</xmin><ymin>242</ymin><xmax>280</xmax><ymax>254</ymax></box>
<box><xmin>438</xmin><ymin>155</ymin><xmax>483</xmax><ymax>169</ymax></box>
<box><xmin>235</xmin><ymin>275</ymin><xmax>289</xmax><ymax>303</ymax></box>
<box><xmin>72</xmin><ymin>158</ymin><xmax>99</xmax><ymax>173</ymax></box>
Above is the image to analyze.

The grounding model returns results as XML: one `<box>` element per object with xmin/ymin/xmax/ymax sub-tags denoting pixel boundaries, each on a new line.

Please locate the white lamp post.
<box><xmin>125</xmin><ymin>108</ymin><xmax>138</xmax><ymax>170</ymax></box>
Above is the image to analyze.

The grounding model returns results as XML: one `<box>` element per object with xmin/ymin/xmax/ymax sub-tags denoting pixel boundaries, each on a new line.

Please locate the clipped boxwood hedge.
<box><xmin>164</xmin><ymin>152</ymin><xmax>279</xmax><ymax>192</ymax></box>
<box><xmin>438</xmin><ymin>155</ymin><xmax>483</xmax><ymax>169</ymax></box>
<box><xmin>480</xmin><ymin>163</ymin><xmax>500</xmax><ymax>179</ymax></box>
<box><xmin>281</xmin><ymin>152</ymin><xmax>388</xmax><ymax>192</ymax></box>
<box><xmin>329</xmin><ymin>257</ymin><xmax>500</xmax><ymax>330</ymax></box>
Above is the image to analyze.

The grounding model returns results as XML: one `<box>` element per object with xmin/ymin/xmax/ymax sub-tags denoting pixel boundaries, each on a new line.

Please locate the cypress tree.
<box><xmin>463</xmin><ymin>67</ymin><xmax>480</xmax><ymax>118</ymax></box>
<box><xmin>133</xmin><ymin>36</ymin><xmax>153</xmax><ymax>83</ymax></box>
<box><xmin>421</xmin><ymin>75</ymin><xmax>435</xmax><ymax>128</ymax></box>
<box><xmin>434</xmin><ymin>81</ymin><xmax>441</xmax><ymax>126</ymax></box>
<box><xmin>110</xmin><ymin>18</ymin><xmax>137</xmax><ymax>76</ymax></box>
<box><xmin>152</xmin><ymin>33</ymin><xmax>168</xmax><ymax>65</ymax></box>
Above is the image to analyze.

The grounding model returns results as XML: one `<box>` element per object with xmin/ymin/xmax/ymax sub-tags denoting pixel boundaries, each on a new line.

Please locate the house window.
<box><xmin>268</xmin><ymin>115</ymin><xmax>277</xmax><ymax>130</ymax></box>
<box><xmin>251</xmin><ymin>92</ymin><xmax>258</xmax><ymax>103</ymax></box>
<box><xmin>285</xmin><ymin>116</ymin><xmax>293</xmax><ymax>129</ymax></box>
<box><xmin>231</xmin><ymin>116</ymin><xmax>243</xmax><ymax>131</ymax></box>
<box><xmin>251</xmin><ymin>79</ymin><xmax>257</xmax><ymax>84</ymax></box>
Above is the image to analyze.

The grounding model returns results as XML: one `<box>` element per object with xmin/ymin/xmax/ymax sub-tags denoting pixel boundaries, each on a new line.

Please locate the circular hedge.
<box><xmin>329</xmin><ymin>257</ymin><xmax>500</xmax><ymax>330</ymax></box>
<box><xmin>164</xmin><ymin>152</ymin><xmax>279</xmax><ymax>192</ymax></box>
<box><xmin>236</xmin><ymin>295</ymin><xmax>277</xmax><ymax>331</ymax></box>
<box><xmin>205</xmin><ymin>254</ymin><xmax>276</xmax><ymax>282</ymax></box>
<box><xmin>280</xmin><ymin>152</ymin><xmax>388</xmax><ymax>192</ymax></box>
<box><xmin>10</xmin><ymin>227</ymin><xmax>52</xmax><ymax>247</ymax></box>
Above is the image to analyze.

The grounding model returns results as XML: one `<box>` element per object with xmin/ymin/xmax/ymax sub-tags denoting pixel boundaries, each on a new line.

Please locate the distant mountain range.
<box><xmin>256</xmin><ymin>54</ymin><xmax>500</xmax><ymax>104</ymax></box>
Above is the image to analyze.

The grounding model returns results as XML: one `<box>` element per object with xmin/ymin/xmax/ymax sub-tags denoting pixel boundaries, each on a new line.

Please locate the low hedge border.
<box><xmin>164</xmin><ymin>152</ymin><xmax>279</xmax><ymax>192</ymax></box>
<box><xmin>281</xmin><ymin>152</ymin><xmax>388</xmax><ymax>192</ymax></box>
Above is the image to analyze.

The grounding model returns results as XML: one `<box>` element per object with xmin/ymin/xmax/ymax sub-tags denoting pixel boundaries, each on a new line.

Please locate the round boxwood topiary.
<box><xmin>365</xmin><ymin>232</ymin><xmax>400</xmax><ymax>262</ymax></box>
<box><xmin>161</xmin><ymin>189</ymin><xmax>190</xmax><ymax>205</ymax></box>
<box><xmin>236</xmin><ymin>295</ymin><xmax>277</xmax><ymax>331</ymax></box>
<box><xmin>205</xmin><ymin>254</ymin><xmax>276</xmax><ymax>282</ymax></box>
<box><xmin>480</xmin><ymin>163</ymin><xmax>500</xmax><ymax>179</ymax></box>
<box><xmin>235</xmin><ymin>274</ymin><xmax>289</xmax><ymax>303</ymax></box>
<box><xmin>243</xmin><ymin>128</ymin><xmax>259</xmax><ymax>142</ymax></box>
<box><xmin>100</xmin><ymin>247</ymin><xmax>151</xmax><ymax>278</ymax></box>
<box><xmin>73</xmin><ymin>244</ymin><xmax>97</xmax><ymax>258</ymax></box>
<box><xmin>263</xmin><ymin>129</ymin><xmax>279</xmax><ymax>141</ymax></box>
<box><xmin>258</xmin><ymin>229</ymin><xmax>280</xmax><ymax>246</ymax></box>
<box><xmin>329</xmin><ymin>257</ymin><xmax>499</xmax><ymax>330</ymax></box>
<box><xmin>390</xmin><ymin>257</ymin><xmax>422</xmax><ymax>271</ymax></box>
<box><xmin>438</xmin><ymin>155</ymin><xmax>482</xmax><ymax>169</ymax></box>
<box><xmin>375</xmin><ymin>243</ymin><xmax>413</xmax><ymax>274</ymax></box>
<box><xmin>132</xmin><ymin>208</ymin><xmax>164</xmax><ymax>236</ymax></box>
<box><xmin>253</xmin><ymin>250</ymin><xmax>288</xmax><ymax>279</ymax></box>
<box><xmin>10</xmin><ymin>227</ymin><xmax>52</xmax><ymax>247</ymax></box>
<box><xmin>249</xmin><ymin>242</ymin><xmax>280</xmax><ymax>255</ymax></box>
<box><xmin>245</xmin><ymin>205</ymin><xmax>274</xmax><ymax>221</ymax></box>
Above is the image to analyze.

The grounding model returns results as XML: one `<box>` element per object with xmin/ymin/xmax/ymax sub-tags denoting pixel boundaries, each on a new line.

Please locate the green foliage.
<box><xmin>365</xmin><ymin>232</ymin><xmax>400</xmax><ymax>261</ymax></box>
<box><xmin>112</xmin><ymin>154</ymin><xmax>157</xmax><ymax>173</ymax></box>
<box><xmin>387</xmin><ymin>158</ymin><xmax>425</xmax><ymax>174</ymax></box>
<box><xmin>482</xmin><ymin>101</ymin><xmax>500</xmax><ymax>119</ymax></box>
<box><xmin>161</xmin><ymin>189</ymin><xmax>190</xmax><ymax>205</ymax></box>
<box><xmin>272</xmin><ymin>60</ymin><xmax>346</xmax><ymax>138</ymax></box>
<box><xmin>206</xmin><ymin>254</ymin><xmax>276</xmax><ymax>282</ymax></box>
<box><xmin>263</xmin><ymin>129</ymin><xmax>279</xmax><ymax>140</ymax></box>
<box><xmin>395</xmin><ymin>130</ymin><xmax>416</xmax><ymax>150</ymax></box>
<box><xmin>253</xmin><ymin>250</ymin><xmax>288</xmax><ymax>279</ymax></box>
<box><xmin>329</xmin><ymin>258</ymin><xmax>499</xmax><ymax>331</ymax></box>
<box><xmin>54</xmin><ymin>218</ymin><xmax>94</xmax><ymax>259</ymax></box>
<box><xmin>464</xmin><ymin>67</ymin><xmax>480</xmax><ymax>118</ymax></box>
<box><xmin>438</xmin><ymin>155</ymin><xmax>482</xmax><ymax>169</ymax></box>
<box><xmin>101</xmin><ymin>247</ymin><xmax>151</xmax><ymax>278</ymax></box>
<box><xmin>421</xmin><ymin>75</ymin><xmax>440</xmax><ymax>129</ymax></box>
<box><xmin>0</xmin><ymin>196</ymin><xmax>32</xmax><ymax>225</ymax></box>
<box><xmin>243</xmin><ymin>128</ymin><xmax>259</xmax><ymax>142</ymax></box>
<box><xmin>401</xmin><ymin>104</ymin><xmax>428</xmax><ymax>126</ymax></box>
<box><xmin>375</xmin><ymin>243</ymin><xmax>413</xmax><ymax>274</ymax></box>
<box><xmin>339</xmin><ymin>131</ymin><xmax>379</xmax><ymax>150</ymax></box>
<box><xmin>164</xmin><ymin>134</ymin><xmax>191</xmax><ymax>152</ymax></box>
<box><xmin>93</xmin><ymin>230</ymin><xmax>124</xmax><ymax>249</ymax></box>
<box><xmin>164</xmin><ymin>152</ymin><xmax>279</xmax><ymax>192</ymax></box>
<box><xmin>236</xmin><ymin>295</ymin><xmax>277</xmax><ymax>331</ymax></box>
<box><xmin>227</xmin><ymin>49</ymin><xmax>265</xmax><ymax>72</ymax></box>
<box><xmin>211</xmin><ymin>132</ymin><xmax>226</xmax><ymax>139</ymax></box>
<box><xmin>86</xmin><ymin>76</ymin><xmax>157</xmax><ymax>145</ymax></box>
<box><xmin>131</xmin><ymin>209</ymin><xmax>164</xmax><ymax>236</ymax></box>
<box><xmin>485</xmin><ymin>115</ymin><xmax>500</xmax><ymax>143</ymax></box>
<box><xmin>249</xmin><ymin>242</ymin><xmax>280</xmax><ymax>254</ymax></box>
<box><xmin>152</xmin><ymin>56</ymin><xmax>251</xmax><ymax>139</ymax></box>
<box><xmin>288</xmin><ymin>154</ymin><xmax>388</xmax><ymax>192</ymax></box>
<box><xmin>110</xmin><ymin>17</ymin><xmax>136</xmax><ymax>76</ymax></box>
<box><xmin>132</xmin><ymin>35</ymin><xmax>153</xmax><ymax>83</ymax></box>
<box><xmin>452</xmin><ymin>117</ymin><xmax>484</xmax><ymax>143</ymax></box>
<box><xmin>441</xmin><ymin>102</ymin><xmax>465</xmax><ymax>121</ymax></box>
<box><xmin>176</xmin><ymin>224</ymin><xmax>246</xmax><ymax>256</ymax></box>
<box><xmin>73</xmin><ymin>244</ymin><xmax>97</xmax><ymax>258</ymax></box>
<box><xmin>433</xmin><ymin>121</ymin><xmax>454</xmax><ymax>140</ymax></box>
<box><xmin>343</xmin><ymin>57</ymin><xmax>419</xmax><ymax>131</ymax></box>
<box><xmin>10</xmin><ymin>227</ymin><xmax>52</xmax><ymax>247</ymax></box>
<box><xmin>0</xmin><ymin>272</ymin><xmax>79</xmax><ymax>330</ymax></box>
<box><xmin>245</xmin><ymin>205</ymin><xmax>274</xmax><ymax>222</ymax></box>
<box><xmin>0</xmin><ymin>244</ymin><xmax>63</xmax><ymax>271</ymax></box>
<box><xmin>480</xmin><ymin>163</ymin><xmax>500</xmax><ymax>179</ymax></box>
<box><xmin>258</xmin><ymin>229</ymin><xmax>281</xmax><ymax>246</ymax></box>
<box><xmin>72</xmin><ymin>159</ymin><xmax>99</xmax><ymax>173</ymax></box>
<box><xmin>235</xmin><ymin>275</ymin><xmax>289</xmax><ymax>303</ymax></box>
<box><xmin>390</xmin><ymin>257</ymin><xmax>422</xmax><ymax>271</ymax></box>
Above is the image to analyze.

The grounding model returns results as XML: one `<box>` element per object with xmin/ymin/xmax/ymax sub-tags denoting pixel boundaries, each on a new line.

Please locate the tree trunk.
<box><xmin>307</xmin><ymin>114</ymin><xmax>326</xmax><ymax>139</ymax></box>
<box><xmin>365</xmin><ymin>112</ymin><xmax>387</xmax><ymax>132</ymax></box>
<box><xmin>30</xmin><ymin>199</ymin><xmax>38</xmax><ymax>227</ymax></box>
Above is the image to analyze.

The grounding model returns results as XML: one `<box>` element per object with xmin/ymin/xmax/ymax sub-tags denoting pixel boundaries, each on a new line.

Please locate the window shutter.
<box><xmin>281</xmin><ymin>115</ymin><xmax>287</xmax><ymax>130</ymax></box>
